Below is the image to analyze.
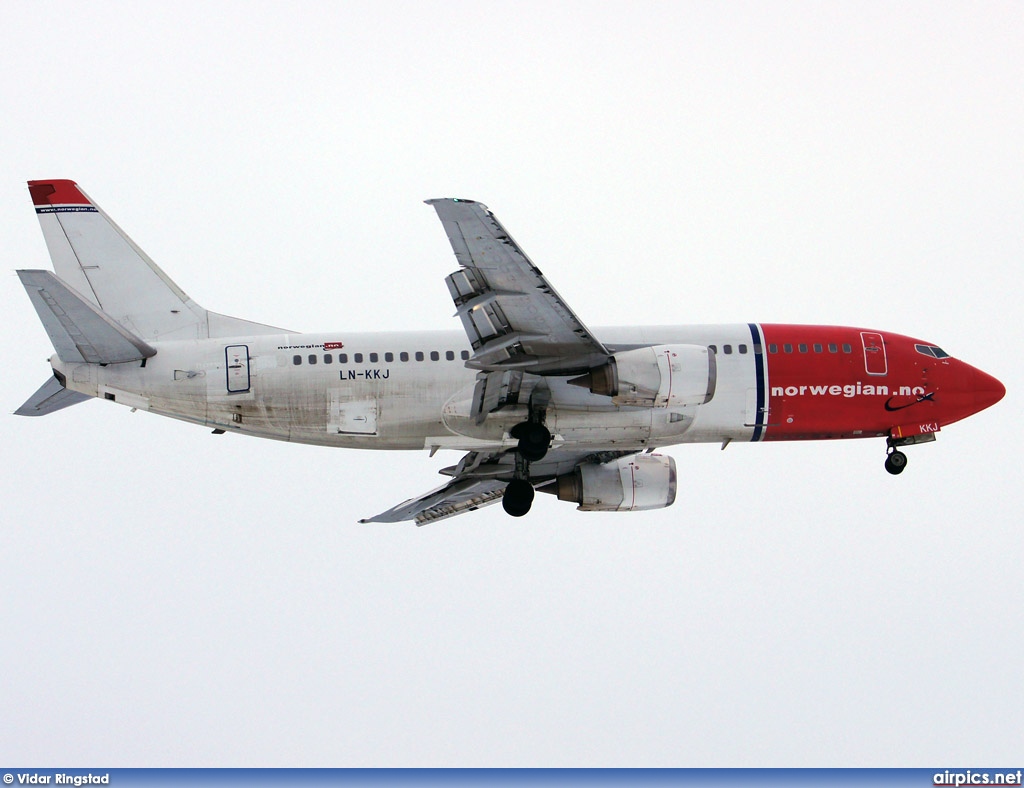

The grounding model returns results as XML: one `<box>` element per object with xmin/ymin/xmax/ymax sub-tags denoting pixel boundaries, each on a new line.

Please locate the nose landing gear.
<box><xmin>883</xmin><ymin>431</ymin><xmax>937</xmax><ymax>475</ymax></box>
<box><xmin>884</xmin><ymin>447</ymin><xmax>908</xmax><ymax>475</ymax></box>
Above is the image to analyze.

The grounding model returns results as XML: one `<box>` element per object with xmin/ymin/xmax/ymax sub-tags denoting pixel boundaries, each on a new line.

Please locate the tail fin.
<box><xmin>30</xmin><ymin>179</ymin><xmax>207</xmax><ymax>341</ymax></box>
<box><xmin>28</xmin><ymin>180</ymin><xmax>285</xmax><ymax>340</ymax></box>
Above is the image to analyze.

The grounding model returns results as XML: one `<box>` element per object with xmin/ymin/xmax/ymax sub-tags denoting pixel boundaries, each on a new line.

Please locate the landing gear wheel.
<box><xmin>510</xmin><ymin>422</ymin><xmax>551</xmax><ymax>462</ymax></box>
<box><xmin>502</xmin><ymin>479</ymin><xmax>535</xmax><ymax>517</ymax></box>
<box><xmin>885</xmin><ymin>450</ymin><xmax>908</xmax><ymax>475</ymax></box>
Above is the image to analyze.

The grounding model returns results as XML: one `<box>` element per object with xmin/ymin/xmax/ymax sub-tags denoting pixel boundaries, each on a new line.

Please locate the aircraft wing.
<box><xmin>359</xmin><ymin>474</ymin><xmax>509</xmax><ymax>526</ymax></box>
<box><xmin>359</xmin><ymin>447</ymin><xmax>640</xmax><ymax>525</ymax></box>
<box><xmin>427</xmin><ymin>199</ymin><xmax>610</xmax><ymax>376</ymax></box>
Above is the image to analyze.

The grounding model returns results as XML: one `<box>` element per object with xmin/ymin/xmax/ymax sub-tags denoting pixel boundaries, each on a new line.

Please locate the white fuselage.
<box><xmin>54</xmin><ymin>325</ymin><xmax>763</xmax><ymax>454</ymax></box>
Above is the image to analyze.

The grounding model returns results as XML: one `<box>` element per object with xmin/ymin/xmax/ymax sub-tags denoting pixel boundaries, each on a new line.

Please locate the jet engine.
<box><xmin>569</xmin><ymin>344</ymin><xmax>716</xmax><ymax>408</ymax></box>
<box><xmin>552</xmin><ymin>453</ymin><xmax>677</xmax><ymax>512</ymax></box>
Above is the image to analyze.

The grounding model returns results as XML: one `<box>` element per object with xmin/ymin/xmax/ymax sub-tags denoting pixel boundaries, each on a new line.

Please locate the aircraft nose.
<box><xmin>969</xmin><ymin>365</ymin><xmax>1005</xmax><ymax>413</ymax></box>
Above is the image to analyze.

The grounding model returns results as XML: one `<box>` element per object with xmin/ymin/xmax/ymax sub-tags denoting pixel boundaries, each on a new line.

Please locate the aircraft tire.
<box><xmin>512</xmin><ymin>422</ymin><xmax>551</xmax><ymax>462</ymax></box>
<box><xmin>885</xmin><ymin>450</ymin><xmax>908</xmax><ymax>475</ymax></box>
<box><xmin>502</xmin><ymin>479</ymin><xmax>535</xmax><ymax>517</ymax></box>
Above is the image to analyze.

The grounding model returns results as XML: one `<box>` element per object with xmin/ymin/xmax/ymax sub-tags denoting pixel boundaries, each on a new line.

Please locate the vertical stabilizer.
<box><xmin>28</xmin><ymin>180</ymin><xmax>288</xmax><ymax>341</ymax></box>
<box><xmin>30</xmin><ymin>179</ymin><xmax>210</xmax><ymax>341</ymax></box>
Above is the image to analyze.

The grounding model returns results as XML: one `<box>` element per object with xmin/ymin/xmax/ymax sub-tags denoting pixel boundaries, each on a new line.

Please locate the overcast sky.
<box><xmin>2</xmin><ymin>0</ymin><xmax>1021</xmax><ymax>768</ymax></box>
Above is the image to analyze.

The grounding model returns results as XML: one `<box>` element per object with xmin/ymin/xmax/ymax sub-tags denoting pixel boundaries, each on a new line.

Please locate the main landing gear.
<box><xmin>885</xmin><ymin>437</ymin><xmax>908</xmax><ymax>475</ymax></box>
<box><xmin>509</xmin><ymin>421</ymin><xmax>551</xmax><ymax>462</ymax></box>
<box><xmin>502</xmin><ymin>405</ymin><xmax>551</xmax><ymax>517</ymax></box>
<box><xmin>502</xmin><ymin>478</ymin><xmax>535</xmax><ymax>517</ymax></box>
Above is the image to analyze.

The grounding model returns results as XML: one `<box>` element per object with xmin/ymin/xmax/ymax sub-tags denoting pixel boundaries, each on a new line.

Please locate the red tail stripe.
<box><xmin>28</xmin><ymin>180</ymin><xmax>91</xmax><ymax>207</ymax></box>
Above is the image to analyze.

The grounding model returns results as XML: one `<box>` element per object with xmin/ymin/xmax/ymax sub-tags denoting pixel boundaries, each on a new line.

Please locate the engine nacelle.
<box><xmin>569</xmin><ymin>344</ymin><xmax>716</xmax><ymax>408</ymax></box>
<box><xmin>554</xmin><ymin>454</ymin><xmax>677</xmax><ymax>512</ymax></box>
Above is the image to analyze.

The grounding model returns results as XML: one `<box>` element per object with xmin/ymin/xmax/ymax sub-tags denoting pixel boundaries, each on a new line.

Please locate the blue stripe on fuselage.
<box><xmin>748</xmin><ymin>322</ymin><xmax>766</xmax><ymax>441</ymax></box>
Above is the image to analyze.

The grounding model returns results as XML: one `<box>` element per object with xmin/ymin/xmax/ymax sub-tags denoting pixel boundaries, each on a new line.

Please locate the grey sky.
<box><xmin>2</xmin><ymin>1</ymin><xmax>1021</xmax><ymax>767</ymax></box>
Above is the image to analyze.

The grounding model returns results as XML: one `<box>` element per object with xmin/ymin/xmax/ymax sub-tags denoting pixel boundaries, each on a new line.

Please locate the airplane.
<box><xmin>16</xmin><ymin>180</ymin><xmax>1005</xmax><ymax>524</ymax></box>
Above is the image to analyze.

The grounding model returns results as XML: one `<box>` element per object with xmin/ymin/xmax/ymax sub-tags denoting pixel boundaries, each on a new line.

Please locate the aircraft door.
<box><xmin>860</xmin><ymin>332</ymin><xmax>888</xmax><ymax>376</ymax></box>
<box><xmin>225</xmin><ymin>345</ymin><xmax>251</xmax><ymax>393</ymax></box>
<box><xmin>330</xmin><ymin>393</ymin><xmax>378</xmax><ymax>435</ymax></box>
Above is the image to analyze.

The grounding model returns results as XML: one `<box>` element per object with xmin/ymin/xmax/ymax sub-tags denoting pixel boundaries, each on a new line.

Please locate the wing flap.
<box><xmin>18</xmin><ymin>269</ymin><xmax>157</xmax><ymax>364</ymax></box>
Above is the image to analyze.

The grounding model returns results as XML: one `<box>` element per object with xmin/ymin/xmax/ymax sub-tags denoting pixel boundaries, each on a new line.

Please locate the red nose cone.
<box><xmin>972</xmin><ymin>367</ymin><xmax>1006</xmax><ymax>413</ymax></box>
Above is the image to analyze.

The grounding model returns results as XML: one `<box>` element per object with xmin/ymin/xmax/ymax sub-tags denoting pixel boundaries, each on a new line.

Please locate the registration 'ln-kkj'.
<box><xmin>17</xmin><ymin>181</ymin><xmax>1005</xmax><ymax>523</ymax></box>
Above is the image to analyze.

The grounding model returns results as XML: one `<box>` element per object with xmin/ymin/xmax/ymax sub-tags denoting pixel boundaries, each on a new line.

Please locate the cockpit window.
<box><xmin>915</xmin><ymin>344</ymin><xmax>950</xmax><ymax>359</ymax></box>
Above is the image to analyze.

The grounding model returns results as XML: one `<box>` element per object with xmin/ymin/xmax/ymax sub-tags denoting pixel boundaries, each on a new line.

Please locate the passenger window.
<box><xmin>446</xmin><ymin>350</ymin><xmax>455</xmax><ymax>361</ymax></box>
<box><xmin>324</xmin><ymin>354</ymin><xmax>333</xmax><ymax>364</ymax></box>
<box><xmin>723</xmin><ymin>345</ymin><xmax>732</xmax><ymax>355</ymax></box>
<box><xmin>400</xmin><ymin>352</ymin><xmax>409</xmax><ymax>362</ymax></box>
<box><xmin>798</xmin><ymin>344</ymin><xmax>808</xmax><ymax>353</ymax></box>
<box><xmin>415</xmin><ymin>351</ymin><xmax>424</xmax><ymax>361</ymax></box>
<box><xmin>308</xmin><ymin>354</ymin><xmax>317</xmax><ymax>365</ymax></box>
<box><xmin>430</xmin><ymin>351</ymin><xmax>440</xmax><ymax>361</ymax></box>
<box><xmin>813</xmin><ymin>344</ymin><xmax>822</xmax><ymax>353</ymax></box>
<box><xmin>842</xmin><ymin>344</ymin><xmax>852</xmax><ymax>353</ymax></box>
<box><xmin>385</xmin><ymin>352</ymin><xmax>394</xmax><ymax>362</ymax></box>
<box><xmin>293</xmin><ymin>355</ymin><xmax>301</xmax><ymax>365</ymax></box>
<box><xmin>739</xmin><ymin>344</ymin><xmax>748</xmax><ymax>354</ymax></box>
<box><xmin>768</xmin><ymin>344</ymin><xmax>778</xmax><ymax>354</ymax></box>
<box><xmin>461</xmin><ymin>350</ymin><xmax>470</xmax><ymax>360</ymax></box>
<box><xmin>370</xmin><ymin>352</ymin><xmax>379</xmax><ymax>363</ymax></box>
<box><xmin>709</xmin><ymin>345</ymin><xmax>717</xmax><ymax>353</ymax></box>
<box><xmin>354</xmin><ymin>353</ymin><xmax>363</xmax><ymax>363</ymax></box>
<box><xmin>783</xmin><ymin>344</ymin><xmax>793</xmax><ymax>353</ymax></box>
<box><xmin>339</xmin><ymin>353</ymin><xmax>348</xmax><ymax>363</ymax></box>
<box><xmin>828</xmin><ymin>343</ymin><xmax>838</xmax><ymax>353</ymax></box>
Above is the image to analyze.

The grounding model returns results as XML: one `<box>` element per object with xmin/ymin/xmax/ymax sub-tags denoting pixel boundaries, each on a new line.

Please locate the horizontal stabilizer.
<box><xmin>18</xmin><ymin>269</ymin><xmax>157</xmax><ymax>364</ymax></box>
<box><xmin>15</xmin><ymin>376</ymin><xmax>91</xmax><ymax>417</ymax></box>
